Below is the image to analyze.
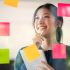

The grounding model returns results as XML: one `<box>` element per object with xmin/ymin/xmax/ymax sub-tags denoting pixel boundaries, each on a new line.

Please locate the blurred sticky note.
<box><xmin>0</xmin><ymin>49</ymin><xmax>10</xmax><ymax>64</ymax></box>
<box><xmin>0</xmin><ymin>22</ymin><xmax>10</xmax><ymax>36</ymax></box>
<box><xmin>57</xmin><ymin>3</ymin><xmax>70</xmax><ymax>17</ymax></box>
<box><xmin>23</xmin><ymin>44</ymin><xmax>40</xmax><ymax>62</ymax></box>
<box><xmin>52</xmin><ymin>43</ymin><xmax>66</xmax><ymax>59</ymax></box>
<box><xmin>4</xmin><ymin>0</ymin><xmax>19</xmax><ymax>7</ymax></box>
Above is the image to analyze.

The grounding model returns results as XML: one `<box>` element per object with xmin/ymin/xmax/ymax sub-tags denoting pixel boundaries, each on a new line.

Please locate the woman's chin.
<box><xmin>40</xmin><ymin>32</ymin><xmax>48</xmax><ymax>37</ymax></box>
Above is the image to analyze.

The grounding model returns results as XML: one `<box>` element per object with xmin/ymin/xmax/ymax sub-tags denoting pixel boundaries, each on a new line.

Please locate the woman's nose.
<box><xmin>38</xmin><ymin>17</ymin><xmax>44</xmax><ymax>24</ymax></box>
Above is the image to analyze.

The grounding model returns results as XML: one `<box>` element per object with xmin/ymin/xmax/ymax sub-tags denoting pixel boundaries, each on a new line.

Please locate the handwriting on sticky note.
<box><xmin>23</xmin><ymin>44</ymin><xmax>40</xmax><ymax>63</ymax></box>
<box><xmin>52</xmin><ymin>43</ymin><xmax>66</xmax><ymax>59</ymax></box>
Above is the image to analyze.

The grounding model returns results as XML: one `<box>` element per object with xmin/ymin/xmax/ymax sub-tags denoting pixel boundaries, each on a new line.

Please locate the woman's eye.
<box><xmin>44</xmin><ymin>16</ymin><xmax>50</xmax><ymax>18</ymax></box>
<box><xmin>35</xmin><ymin>16</ymin><xmax>50</xmax><ymax>20</ymax></box>
<box><xmin>35</xmin><ymin>16</ymin><xmax>39</xmax><ymax>19</ymax></box>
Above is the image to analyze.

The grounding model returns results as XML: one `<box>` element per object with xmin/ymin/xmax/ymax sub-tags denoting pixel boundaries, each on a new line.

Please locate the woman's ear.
<box><xmin>55</xmin><ymin>20</ymin><xmax>62</xmax><ymax>28</ymax></box>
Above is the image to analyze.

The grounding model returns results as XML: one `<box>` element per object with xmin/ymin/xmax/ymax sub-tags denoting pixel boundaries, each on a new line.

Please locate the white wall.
<box><xmin>0</xmin><ymin>0</ymin><xmax>70</xmax><ymax>60</ymax></box>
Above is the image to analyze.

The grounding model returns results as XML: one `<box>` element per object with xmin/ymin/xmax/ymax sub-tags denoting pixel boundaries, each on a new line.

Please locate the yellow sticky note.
<box><xmin>4</xmin><ymin>0</ymin><xmax>19</xmax><ymax>7</ymax></box>
<box><xmin>23</xmin><ymin>44</ymin><xmax>40</xmax><ymax>63</ymax></box>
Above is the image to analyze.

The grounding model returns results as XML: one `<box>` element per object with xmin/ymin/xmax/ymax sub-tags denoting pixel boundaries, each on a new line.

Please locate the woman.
<box><xmin>14</xmin><ymin>3</ymin><xmax>68</xmax><ymax>70</ymax></box>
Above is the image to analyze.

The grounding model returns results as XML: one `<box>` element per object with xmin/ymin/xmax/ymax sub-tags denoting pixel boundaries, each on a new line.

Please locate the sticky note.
<box><xmin>0</xmin><ymin>49</ymin><xmax>10</xmax><ymax>64</ymax></box>
<box><xmin>4</xmin><ymin>0</ymin><xmax>19</xmax><ymax>7</ymax></box>
<box><xmin>52</xmin><ymin>43</ymin><xmax>66</xmax><ymax>59</ymax></box>
<box><xmin>0</xmin><ymin>22</ymin><xmax>10</xmax><ymax>36</ymax></box>
<box><xmin>23</xmin><ymin>44</ymin><xmax>40</xmax><ymax>63</ymax></box>
<box><xmin>57</xmin><ymin>3</ymin><xmax>70</xmax><ymax>17</ymax></box>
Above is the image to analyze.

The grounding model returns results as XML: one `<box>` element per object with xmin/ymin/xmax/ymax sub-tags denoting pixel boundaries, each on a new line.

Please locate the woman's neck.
<box><xmin>44</xmin><ymin>34</ymin><xmax>58</xmax><ymax>50</ymax></box>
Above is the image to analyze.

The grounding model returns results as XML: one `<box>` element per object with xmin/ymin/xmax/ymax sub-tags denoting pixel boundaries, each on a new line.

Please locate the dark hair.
<box><xmin>33</xmin><ymin>3</ymin><xmax>63</xmax><ymax>43</ymax></box>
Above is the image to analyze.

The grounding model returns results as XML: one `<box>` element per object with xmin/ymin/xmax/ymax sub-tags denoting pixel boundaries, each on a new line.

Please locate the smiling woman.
<box><xmin>33</xmin><ymin>3</ymin><xmax>63</xmax><ymax>47</ymax></box>
<box><xmin>14</xmin><ymin>3</ymin><xmax>70</xmax><ymax>70</ymax></box>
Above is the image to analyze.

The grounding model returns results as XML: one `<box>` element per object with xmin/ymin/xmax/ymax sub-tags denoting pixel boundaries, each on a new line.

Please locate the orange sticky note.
<box><xmin>4</xmin><ymin>0</ymin><xmax>19</xmax><ymax>7</ymax></box>
<box><xmin>23</xmin><ymin>44</ymin><xmax>40</xmax><ymax>63</ymax></box>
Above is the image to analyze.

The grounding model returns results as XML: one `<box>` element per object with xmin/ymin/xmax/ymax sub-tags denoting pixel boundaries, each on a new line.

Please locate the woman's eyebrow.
<box><xmin>44</xmin><ymin>13</ymin><xmax>50</xmax><ymax>15</ymax></box>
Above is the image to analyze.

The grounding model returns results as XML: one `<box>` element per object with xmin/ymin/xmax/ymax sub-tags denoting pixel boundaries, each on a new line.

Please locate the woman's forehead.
<box><xmin>35</xmin><ymin>8</ymin><xmax>51</xmax><ymax>16</ymax></box>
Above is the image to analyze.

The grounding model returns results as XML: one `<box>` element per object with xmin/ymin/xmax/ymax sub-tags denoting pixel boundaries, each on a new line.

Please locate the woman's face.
<box><xmin>34</xmin><ymin>8</ymin><xmax>56</xmax><ymax>37</ymax></box>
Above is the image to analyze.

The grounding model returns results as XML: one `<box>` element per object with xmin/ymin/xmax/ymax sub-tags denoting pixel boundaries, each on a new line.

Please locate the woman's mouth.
<box><xmin>39</xmin><ymin>26</ymin><xmax>47</xmax><ymax>30</ymax></box>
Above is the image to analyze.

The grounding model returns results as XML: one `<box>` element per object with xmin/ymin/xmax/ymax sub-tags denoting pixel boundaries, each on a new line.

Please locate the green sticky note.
<box><xmin>0</xmin><ymin>49</ymin><xmax>10</xmax><ymax>64</ymax></box>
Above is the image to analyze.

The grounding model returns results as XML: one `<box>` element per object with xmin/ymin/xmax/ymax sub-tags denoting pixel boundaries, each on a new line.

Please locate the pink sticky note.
<box><xmin>57</xmin><ymin>3</ymin><xmax>70</xmax><ymax>17</ymax></box>
<box><xmin>52</xmin><ymin>43</ymin><xmax>66</xmax><ymax>59</ymax></box>
<box><xmin>0</xmin><ymin>22</ymin><xmax>10</xmax><ymax>36</ymax></box>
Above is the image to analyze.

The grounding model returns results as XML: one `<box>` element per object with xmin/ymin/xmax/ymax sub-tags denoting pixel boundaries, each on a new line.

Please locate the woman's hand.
<box><xmin>41</xmin><ymin>37</ymin><xmax>48</xmax><ymax>51</ymax></box>
<box><xmin>33</xmin><ymin>33</ymin><xmax>48</xmax><ymax>51</ymax></box>
<box><xmin>36</xmin><ymin>61</ymin><xmax>54</xmax><ymax>70</ymax></box>
<box><xmin>32</xmin><ymin>34</ymin><xmax>42</xmax><ymax>48</ymax></box>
